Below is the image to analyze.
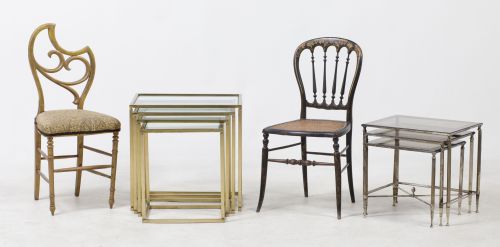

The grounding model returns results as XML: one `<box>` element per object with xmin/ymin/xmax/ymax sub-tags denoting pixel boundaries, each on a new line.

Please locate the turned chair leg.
<box><xmin>346</xmin><ymin>132</ymin><xmax>355</xmax><ymax>203</ymax></box>
<box><xmin>301</xmin><ymin>136</ymin><xmax>308</xmax><ymax>197</ymax></box>
<box><xmin>333</xmin><ymin>137</ymin><xmax>342</xmax><ymax>219</ymax></box>
<box><xmin>34</xmin><ymin>127</ymin><xmax>41</xmax><ymax>200</ymax></box>
<box><xmin>257</xmin><ymin>133</ymin><xmax>269</xmax><ymax>212</ymax></box>
<box><xmin>109</xmin><ymin>131</ymin><xmax>119</xmax><ymax>209</ymax></box>
<box><xmin>47</xmin><ymin>137</ymin><xmax>56</xmax><ymax>215</ymax></box>
<box><xmin>74</xmin><ymin>135</ymin><xmax>84</xmax><ymax>196</ymax></box>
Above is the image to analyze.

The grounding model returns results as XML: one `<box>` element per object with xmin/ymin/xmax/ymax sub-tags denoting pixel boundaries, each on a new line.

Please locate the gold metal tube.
<box><xmin>231</xmin><ymin>114</ymin><xmax>236</xmax><ymax>212</ymax></box>
<box><xmin>220</xmin><ymin>130</ymin><xmax>226</xmax><ymax>219</ymax></box>
<box><xmin>225</xmin><ymin>121</ymin><xmax>231</xmax><ymax>214</ymax></box>
<box><xmin>238</xmin><ymin>107</ymin><xmax>243</xmax><ymax>210</ymax></box>
<box><xmin>129</xmin><ymin>109</ymin><xmax>136</xmax><ymax>211</ymax></box>
<box><xmin>143</xmin><ymin>218</ymin><xmax>225</xmax><ymax>224</ymax></box>
<box><xmin>144</xmin><ymin>133</ymin><xmax>150</xmax><ymax>204</ymax></box>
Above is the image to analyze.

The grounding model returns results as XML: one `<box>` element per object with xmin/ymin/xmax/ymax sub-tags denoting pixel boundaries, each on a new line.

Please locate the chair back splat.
<box><xmin>28</xmin><ymin>23</ymin><xmax>96</xmax><ymax>114</ymax></box>
<box><xmin>294</xmin><ymin>37</ymin><xmax>363</xmax><ymax>122</ymax></box>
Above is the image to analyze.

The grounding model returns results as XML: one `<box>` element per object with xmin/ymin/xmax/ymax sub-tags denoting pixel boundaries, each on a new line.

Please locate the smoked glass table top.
<box><xmin>368</xmin><ymin>129</ymin><xmax>473</xmax><ymax>143</ymax></box>
<box><xmin>368</xmin><ymin>137</ymin><xmax>465</xmax><ymax>153</ymax></box>
<box><xmin>363</xmin><ymin>115</ymin><xmax>481</xmax><ymax>135</ymax></box>
<box><xmin>130</xmin><ymin>94</ymin><xmax>242</xmax><ymax>108</ymax></box>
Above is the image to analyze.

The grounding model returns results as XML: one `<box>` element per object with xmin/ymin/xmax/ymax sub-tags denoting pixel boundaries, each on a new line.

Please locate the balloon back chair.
<box><xmin>29</xmin><ymin>23</ymin><xmax>120</xmax><ymax>215</ymax></box>
<box><xmin>256</xmin><ymin>37</ymin><xmax>363</xmax><ymax>219</ymax></box>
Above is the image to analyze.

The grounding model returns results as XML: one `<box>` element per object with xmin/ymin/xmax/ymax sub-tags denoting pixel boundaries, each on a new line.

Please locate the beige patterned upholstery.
<box><xmin>36</xmin><ymin>109</ymin><xmax>121</xmax><ymax>136</ymax></box>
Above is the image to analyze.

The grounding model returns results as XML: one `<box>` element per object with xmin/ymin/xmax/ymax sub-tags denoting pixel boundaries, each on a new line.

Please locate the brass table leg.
<box><xmin>144</xmin><ymin>133</ymin><xmax>150</xmax><ymax>210</ymax></box>
<box><xmin>129</xmin><ymin>109</ymin><xmax>136</xmax><ymax>211</ymax></box>
<box><xmin>225</xmin><ymin>121</ymin><xmax>231</xmax><ymax>215</ymax></box>
<box><xmin>231</xmin><ymin>114</ymin><xmax>236</xmax><ymax>212</ymax></box>
<box><xmin>220</xmin><ymin>130</ymin><xmax>227</xmax><ymax>220</ymax></box>
<box><xmin>237</xmin><ymin>107</ymin><xmax>243</xmax><ymax>211</ymax></box>
<box><xmin>139</xmin><ymin>128</ymin><xmax>146</xmax><ymax>216</ymax></box>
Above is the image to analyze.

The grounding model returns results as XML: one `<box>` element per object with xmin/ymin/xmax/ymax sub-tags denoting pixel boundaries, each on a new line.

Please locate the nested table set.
<box><xmin>362</xmin><ymin>115</ymin><xmax>482</xmax><ymax>227</ymax></box>
<box><xmin>129</xmin><ymin>94</ymin><xmax>243</xmax><ymax>223</ymax></box>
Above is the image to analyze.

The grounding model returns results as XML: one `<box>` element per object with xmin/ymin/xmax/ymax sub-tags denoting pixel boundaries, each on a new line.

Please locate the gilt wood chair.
<box><xmin>29</xmin><ymin>23</ymin><xmax>120</xmax><ymax>215</ymax></box>
<box><xmin>256</xmin><ymin>37</ymin><xmax>363</xmax><ymax>219</ymax></box>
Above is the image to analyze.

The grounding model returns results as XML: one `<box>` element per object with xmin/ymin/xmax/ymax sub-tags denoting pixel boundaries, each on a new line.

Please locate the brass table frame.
<box><xmin>362</xmin><ymin>115</ymin><xmax>483</xmax><ymax>227</ymax></box>
<box><xmin>136</xmin><ymin>120</ymin><xmax>228</xmax><ymax>223</ymax></box>
<box><xmin>129</xmin><ymin>94</ymin><xmax>243</xmax><ymax>223</ymax></box>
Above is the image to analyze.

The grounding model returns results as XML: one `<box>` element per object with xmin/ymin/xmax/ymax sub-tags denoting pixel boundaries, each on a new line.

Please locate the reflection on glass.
<box><xmin>364</xmin><ymin>115</ymin><xmax>480</xmax><ymax>134</ymax></box>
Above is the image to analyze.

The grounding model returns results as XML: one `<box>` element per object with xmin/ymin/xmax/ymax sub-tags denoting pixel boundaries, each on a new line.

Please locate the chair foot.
<box><xmin>333</xmin><ymin>137</ymin><xmax>342</xmax><ymax>220</ymax></box>
<box><xmin>346</xmin><ymin>132</ymin><xmax>355</xmax><ymax>203</ymax></box>
<box><xmin>257</xmin><ymin>133</ymin><xmax>269</xmax><ymax>213</ymax></box>
<box><xmin>302</xmin><ymin>165</ymin><xmax>308</xmax><ymax>198</ymax></box>
<box><xmin>301</xmin><ymin>137</ymin><xmax>308</xmax><ymax>198</ymax></box>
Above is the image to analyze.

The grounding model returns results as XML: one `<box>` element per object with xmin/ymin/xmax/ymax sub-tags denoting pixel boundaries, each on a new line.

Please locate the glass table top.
<box><xmin>142</xmin><ymin>122</ymin><xmax>223</xmax><ymax>131</ymax></box>
<box><xmin>368</xmin><ymin>137</ymin><xmax>465</xmax><ymax>153</ymax></box>
<box><xmin>136</xmin><ymin>107</ymin><xmax>235</xmax><ymax>115</ymax></box>
<box><xmin>137</xmin><ymin>115</ymin><xmax>228</xmax><ymax>123</ymax></box>
<box><xmin>367</xmin><ymin>129</ymin><xmax>473</xmax><ymax>143</ymax></box>
<box><xmin>130</xmin><ymin>94</ymin><xmax>241</xmax><ymax>108</ymax></box>
<box><xmin>363</xmin><ymin>115</ymin><xmax>481</xmax><ymax>135</ymax></box>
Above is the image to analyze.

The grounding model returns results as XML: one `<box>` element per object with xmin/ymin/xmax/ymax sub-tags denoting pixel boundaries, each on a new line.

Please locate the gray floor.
<box><xmin>1</xmin><ymin>155</ymin><xmax>499</xmax><ymax>247</ymax></box>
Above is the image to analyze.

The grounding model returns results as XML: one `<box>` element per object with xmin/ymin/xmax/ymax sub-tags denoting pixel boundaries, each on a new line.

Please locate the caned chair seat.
<box><xmin>36</xmin><ymin>109</ymin><xmax>121</xmax><ymax>136</ymax></box>
<box><xmin>264</xmin><ymin>119</ymin><xmax>351</xmax><ymax>137</ymax></box>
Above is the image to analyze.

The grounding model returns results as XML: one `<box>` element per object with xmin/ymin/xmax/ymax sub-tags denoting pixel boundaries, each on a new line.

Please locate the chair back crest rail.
<box><xmin>293</xmin><ymin>37</ymin><xmax>363</xmax><ymax>121</ymax></box>
<box><xmin>28</xmin><ymin>23</ymin><xmax>96</xmax><ymax>113</ymax></box>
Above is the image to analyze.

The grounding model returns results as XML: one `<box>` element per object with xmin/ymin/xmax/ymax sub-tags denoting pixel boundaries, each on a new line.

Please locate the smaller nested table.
<box><xmin>129</xmin><ymin>94</ymin><xmax>242</xmax><ymax>223</ymax></box>
<box><xmin>362</xmin><ymin>115</ymin><xmax>482</xmax><ymax>227</ymax></box>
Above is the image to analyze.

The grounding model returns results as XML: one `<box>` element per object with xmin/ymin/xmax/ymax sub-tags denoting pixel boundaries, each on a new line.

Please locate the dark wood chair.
<box><xmin>256</xmin><ymin>37</ymin><xmax>363</xmax><ymax>219</ymax></box>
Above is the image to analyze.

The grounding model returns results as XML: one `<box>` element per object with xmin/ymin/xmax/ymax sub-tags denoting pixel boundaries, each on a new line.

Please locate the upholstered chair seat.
<box><xmin>36</xmin><ymin>109</ymin><xmax>121</xmax><ymax>136</ymax></box>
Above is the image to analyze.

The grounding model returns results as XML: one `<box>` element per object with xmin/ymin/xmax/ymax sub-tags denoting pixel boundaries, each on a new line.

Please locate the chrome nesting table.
<box><xmin>129</xmin><ymin>94</ymin><xmax>243</xmax><ymax>223</ymax></box>
<box><xmin>362</xmin><ymin>115</ymin><xmax>482</xmax><ymax>227</ymax></box>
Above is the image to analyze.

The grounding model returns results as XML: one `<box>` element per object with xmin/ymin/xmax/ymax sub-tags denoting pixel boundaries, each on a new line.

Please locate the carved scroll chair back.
<box><xmin>29</xmin><ymin>23</ymin><xmax>96</xmax><ymax>113</ymax></box>
<box><xmin>29</xmin><ymin>23</ymin><xmax>120</xmax><ymax>215</ymax></box>
<box><xmin>257</xmin><ymin>37</ymin><xmax>363</xmax><ymax>219</ymax></box>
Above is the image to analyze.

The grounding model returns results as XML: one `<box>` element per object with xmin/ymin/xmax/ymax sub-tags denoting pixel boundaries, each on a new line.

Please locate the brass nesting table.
<box><xmin>362</xmin><ymin>115</ymin><xmax>482</xmax><ymax>227</ymax></box>
<box><xmin>129</xmin><ymin>94</ymin><xmax>243</xmax><ymax>223</ymax></box>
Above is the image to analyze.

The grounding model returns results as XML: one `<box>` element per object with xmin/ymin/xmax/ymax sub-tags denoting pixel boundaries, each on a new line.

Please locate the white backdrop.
<box><xmin>1</xmin><ymin>1</ymin><xmax>499</xmax><ymax>246</ymax></box>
